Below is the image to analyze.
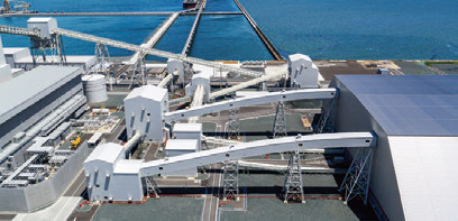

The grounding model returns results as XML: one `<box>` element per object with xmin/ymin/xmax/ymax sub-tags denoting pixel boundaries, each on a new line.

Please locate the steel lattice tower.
<box><xmin>283</xmin><ymin>150</ymin><xmax>305</xmax><ymax>203</ymax></box>
<box><xmin>222</xmin><ymin>160</ymin><xmax>239</xmax><ymax>201</ymax></box>
<box><xmin>227</xmin><ymin>108</ymin><xmax>240</xmax><ymax>139</ymax></box>
<box><xmin>273</xmin><ymin>101</ymin><xmax>287</xmax><ymax>138</ymax></box>
<box><xmin>339</xmin><ymin>147</ymin><xmax>374</xmax><ymax>205</ymax></box>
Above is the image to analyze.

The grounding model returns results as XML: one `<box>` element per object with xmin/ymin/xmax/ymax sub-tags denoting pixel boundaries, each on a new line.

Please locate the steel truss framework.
<box><xmin>222</xmin><ymin>160</ymin><xmax>239</xmax><ymax>201</ymax></box>
<box><xmin>283</xmin><ymin>150</ymin><xmax>305</xmax><ymax>203</ymax></box>
<box><xmin>339</xmin><ymin>147</ymin><xmax>374</xmax><ymax>205</ymax></box>
<box><xmin>29</xmin><ymin>35</ymin><xmax>66</xmax><ymax>67</ymax></box>
<box><xmin>227</xmin><ymin>108</ymin><xmax>240</xmax><ymax>139</ymax></box>
<box><xmin>94</xmin><ymin>43</ymin><xmax>110</xmax><ymax>71</ymax></box>
<box><xmin>316</xmin><ymin>97</ymin><xmax>337</xmax><ymax>133</ymax></box>
<box><xmin>128</xmin><ymin>56</ymin><xmax>147</xmax><ymax>89</ymax></box>
<box><xmin>273</xmin><ymin>101</ymin><xmax>287</xmax><ymax>138</ymax></box>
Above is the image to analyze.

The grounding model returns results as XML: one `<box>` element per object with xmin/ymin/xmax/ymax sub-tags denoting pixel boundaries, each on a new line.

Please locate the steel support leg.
<box><xmin>316</xmin><ymin>98</ymin><xmax>336</xmax><ymax>133</ymax></box>
<box><xmin>223</xmin><ymin>160</ymin><xmax>239</xmax><ymax>201</ymax></box>
<box><xmin>227</xmin><ymin>108</ymin><xmax>240</xmax><ymax>139</ymax></box>
<box><xmin>146</xmin><ymin>176</ymin><xmax>161</xmax><ymax>198</ymax></box>
<box><xmin>339</xmin><ymin>147</ymin><xmax>374</xmax><ymax>205</ymax></box>
<box><xmin>283</xmin><ymin>150</ymin><xmax>305</xmax><ymax>204</ymax></box>
<box><xmin>273</xmin><ymin>101</ymin><xmax>287</xmax><ymax>138</ymax></box>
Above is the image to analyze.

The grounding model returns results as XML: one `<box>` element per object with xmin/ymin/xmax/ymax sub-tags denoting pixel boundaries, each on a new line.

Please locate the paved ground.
<box><xmin>13</xmin><ymin>197</ymin><xmax>81</xmax><ymax>221</ymax></box>
<box><xmin>91</xmin><ymin>197</ymin><xmax>204</xmax><ymax>221</ymax></box>
<box><xmin>394</xmin><ymin>61</ymin><xmax>437</xmax><ymax>75</ymax></box>
<box><xmin>219</xmin><ymin>173</ymin><xmax>378</xmax><ymax>221</ymax></box>
<box><xmin>63</xmin><ymin>171</ymin><xmax>86</xmax><ymax>197</ymax></box>
<box><xmin>67</xmin><ymin>204</ymin><xmax>99</xmax><ymax>221</ymax></box>
<box><xmin>316</xmin><ymin>61</ymin><xmax>377</xmax><ymax>84</ymax></box>
<box><xmin>431</xmin><ymin>63</ymin><xmax>458</xmax><ymax>75</ymax></box>
<box><xmin>0</xmin><ymin>214</ymin><xmax>16</xmax><ymax>221</ymax></box>
<box><xmin>201</xmin><ymin>165</ymin><xmax>222</xmax><ymax>221</ymax></box>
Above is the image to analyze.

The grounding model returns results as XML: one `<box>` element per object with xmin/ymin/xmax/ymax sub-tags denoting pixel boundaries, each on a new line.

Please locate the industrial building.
<box><xmin>329</xmin><ymin>75</ymin><xmax>458</xmax><ymax>220</ymax></box>
<box><xmin>0</xmin><ymin>64</ymin><xmax>86</xmax><ymax>162</ymax></box>
<box><xmin>3</xmin><ymin>47</ymin><xmax>97</xmax><ymax>72</ymax></box>
<box><xmin>0</xmin><ymin>1</ymin><xmax>453</xmax><ymax>219</ymax></box>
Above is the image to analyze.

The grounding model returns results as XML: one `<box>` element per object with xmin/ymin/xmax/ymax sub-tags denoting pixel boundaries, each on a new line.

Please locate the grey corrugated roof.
<box><xmin>0</xmin><ymin>66</ymin><xmax>81</xmax><ymax>125</ymax></box>
<box><xmin>336</xmin><ymin>75</ymin><xmax>458</xmax><ymax>136</ymax></box>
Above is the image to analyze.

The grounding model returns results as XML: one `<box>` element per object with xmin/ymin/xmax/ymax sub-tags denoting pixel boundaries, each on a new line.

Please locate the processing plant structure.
<box><xmin>0</xmin><ymin>3</ymin><xmax>456</xmax><ymax>221</ymax></box>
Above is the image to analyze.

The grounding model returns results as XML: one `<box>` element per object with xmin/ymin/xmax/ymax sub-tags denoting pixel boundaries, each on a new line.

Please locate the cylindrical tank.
<box><xmin>82</xmin><ymin>74</ymin><xmax>108</xmax><ymax>103</ymax></box>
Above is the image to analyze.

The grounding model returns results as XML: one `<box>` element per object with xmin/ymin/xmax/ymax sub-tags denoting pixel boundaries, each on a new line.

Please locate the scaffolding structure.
<box><xmin>339</xmin><ymin>147</ymin><xmax>374</xmax><ymax>205</ymax></box>
<box><xmin>222</xmin><ymin>160</ymin><xmax>239</xmax><ymax>201</ymax></box>
<box><xmin>283</xmin><ymin>150</ymin><xmax>305</xmax><ymax>204</ymax></box>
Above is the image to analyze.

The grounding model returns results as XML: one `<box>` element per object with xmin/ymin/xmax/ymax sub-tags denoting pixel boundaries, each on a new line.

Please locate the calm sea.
<box><xmin>0</xmin><ymin>0</ymin><xmax>456</xmax><ymax>60</ymax></box>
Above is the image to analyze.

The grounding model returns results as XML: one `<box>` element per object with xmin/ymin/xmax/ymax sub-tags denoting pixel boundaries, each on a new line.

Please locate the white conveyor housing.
<box><xmin>139</xmin><ymin>132</ymin><xmax>375</xmax><ymax>177</ymax></box>
<box><xmin>165</xmin><ymin>88</ymin><xmax>337</xmax><ymax>121</ymax></box>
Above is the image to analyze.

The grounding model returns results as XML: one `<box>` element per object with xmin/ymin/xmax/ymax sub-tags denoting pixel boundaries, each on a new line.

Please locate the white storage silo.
<box><xmin>82</xmin><ymin>74</ymin><xmax>108</xmax><ymax>103</ymax></box>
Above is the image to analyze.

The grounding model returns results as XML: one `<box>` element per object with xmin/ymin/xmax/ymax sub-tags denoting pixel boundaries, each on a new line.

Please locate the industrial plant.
<box><xmin>0</xmin><ymin>1</ymin><xmax>456</xmax><ymax>221</ymax></box>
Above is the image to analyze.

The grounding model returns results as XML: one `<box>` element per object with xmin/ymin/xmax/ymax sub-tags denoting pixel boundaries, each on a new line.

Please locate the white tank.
<box><xmin>82</xmin><ymin>74</ymin><xmax>108</xmax><ymax>103</ymax></box>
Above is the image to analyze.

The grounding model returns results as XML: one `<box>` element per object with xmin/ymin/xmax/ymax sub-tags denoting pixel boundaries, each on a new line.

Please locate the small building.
<box><xmin>172</xmin><ymin>123</ymin><xmax>202</xmax><ymax>149</ymax></box>
<box><xmin>165</xmin><ymin>139</ymin><xmax>199</xmax><ymax>176</ymax></box>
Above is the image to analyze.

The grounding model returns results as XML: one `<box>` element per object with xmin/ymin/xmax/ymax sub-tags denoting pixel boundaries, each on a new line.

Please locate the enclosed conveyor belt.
<box><xmin>139</xmin><ymin>132</ymin><xmax>375</xmax><ymax>176</ymax></box>
<box><xmin>165</xmin><ymin>88</ymin><xmax>337</xmax><ymax>121</ymax></box>
<box><xmin>126</xmin><ymin>12</ymin><xmax>180</xmax><ymax>65</ymax></box>
<box><xmin>188</xmin><ymin>85</ymin><xmax>205</xmax><ymax>123</ymax></box>
<box><xmin>158</xmin><ymin>73</ymin><xmax>174</xmax><ymax>88</ymax></box>
<box><xmin>209</xmin><ymin>71</ymin><xmax>286</xmax><ymax>99</ymax></box>
<box><xmin>52</xmin><ymin>28</ymin><xmax>265</xmax><ymax>78</ymax></box>
<box><xmin>0</xmin><ymin>25</ymin><xmax>39</xmax><ymax>37</ymax></box>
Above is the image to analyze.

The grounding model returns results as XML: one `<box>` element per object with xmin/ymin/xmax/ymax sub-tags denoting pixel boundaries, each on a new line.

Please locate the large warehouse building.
<box><xmin>330</xmin><ymin>75</ymin><xmax>458</xmax><ymax>220</ymax></box>
<box><xmin>0</xmin><ymin>65</ymin><xmax>86</xmax><ymax>164</ymax></box>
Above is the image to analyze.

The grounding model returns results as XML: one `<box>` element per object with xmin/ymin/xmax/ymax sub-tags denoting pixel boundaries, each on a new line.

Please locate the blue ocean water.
<box><xmin>0</xmin><ymin>0</ymin><xmax>457</xmax><ymax>60</ymax></box>
<box><xmin>240</xmin><ymin>0</ymin><xmax>458</xmax><ymax>60</ymax></box>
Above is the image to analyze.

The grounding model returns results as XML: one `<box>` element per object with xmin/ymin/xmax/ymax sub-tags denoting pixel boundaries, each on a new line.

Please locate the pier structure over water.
<box><xmin>0</xmin><ymin>0</ymin><xmax>282</xmax><ymax>62</ymax></box>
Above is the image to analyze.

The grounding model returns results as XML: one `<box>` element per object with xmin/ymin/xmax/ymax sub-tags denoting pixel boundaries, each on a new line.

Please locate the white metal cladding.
<box><xmin>0</xmin><ymin>66</ymin><xmax>81</xmax><ymax>125</ymax></box>
<box><xmin>139</xmin><ymin>132</ymin><xmax>375</xmax><ymax>177</ymax></box>
<box><xmin>165</xmin><ymin>88</ymin><xmax>337</xmax><ymax>121</ymax></box>
<box><xmin>334</xmin><ymin>75</ymin><xmax>458</xmax><ymax>136</ymax></box>
<box><xmin>389</xmin><ymin>136</ymin><xmax>458</xmax><ymax>221</ymax></box>
<box><xmin>124</xmin><ymin>85</ymin><xmax>168</xmax><ymax>141</ymax></box>
<box><xmin>82</xmin><ymin>74</ymin><xmax>108</xmax><ymax>103</ymax></box>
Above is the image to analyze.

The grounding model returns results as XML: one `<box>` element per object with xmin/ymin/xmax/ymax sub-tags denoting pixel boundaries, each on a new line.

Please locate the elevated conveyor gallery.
<box><xmin>166</xmin><ymin>88</ymin><xmax>337</xmax><ymax>121</ymax></box>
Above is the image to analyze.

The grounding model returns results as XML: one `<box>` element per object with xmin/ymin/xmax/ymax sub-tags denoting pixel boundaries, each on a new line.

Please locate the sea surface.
<box><xmin>0</xmin><ymin>0</ymin><xmax>456</xmax><ymax>60</ymax></box>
